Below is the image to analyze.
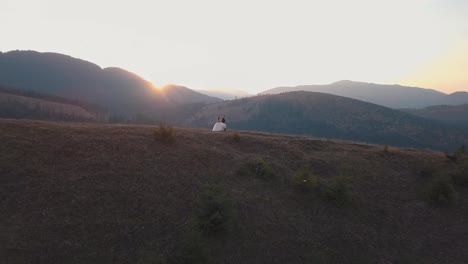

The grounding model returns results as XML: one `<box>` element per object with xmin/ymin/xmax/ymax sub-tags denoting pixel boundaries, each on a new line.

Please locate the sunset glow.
<box><xmin>151</xmin><ymin>83</ymin><xmax>162</xmax><ymax>91</ymax></box>
<box><xmin>401</xmin><ymin>38</ymin><xmax>468</xmax><ymax>93</ymax></box>
<box><xmin>1</xmin><ymin>0</ymin><xmax>467</xmax><ymax>93</ymax></box>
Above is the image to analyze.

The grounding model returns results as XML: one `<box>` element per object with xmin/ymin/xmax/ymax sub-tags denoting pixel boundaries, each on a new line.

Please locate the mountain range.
<box><xmin>0</xmin><ymin>86</ymin><xmax>105</xmax><ymax>122</ymax></box>
<box><xmin>185</xmin><ymin>91</ymin><xmax>468</xmax><ymax>150</ymax></box>
<box><xmin>260</xmin><ymin>80</ymin><xmax>468</xmax><ymax>109</ymax></box>
<box><xmin>403</xmin><ymin>104</ymin><xmax>468</xmax><ymax>129</ymax></box>
<box><xmin>195</xmin><ymin>88</ymin><xmax>251</xmax><ymax>100</ymax></box>
<box><xmin>0</xmin><ymin>50</ymin><xmax>221</xmax><ymax>118</ymax></box>
<box><xmin>1</xmin><ymin>50</ymin><xmax>468</xmax><ymax>151</ymax></box>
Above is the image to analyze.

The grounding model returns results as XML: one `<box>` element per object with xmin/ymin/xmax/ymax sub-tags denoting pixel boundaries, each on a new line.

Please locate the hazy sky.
<box><xmin>2</xmin><ymin>0</ymin><xmax>467</xmax><ymax>93</ymax></box>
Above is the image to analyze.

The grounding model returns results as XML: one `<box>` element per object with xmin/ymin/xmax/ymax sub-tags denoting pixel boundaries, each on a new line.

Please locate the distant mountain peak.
<box><xmin>161</xmin><ymin>84</ymin><xmax>185</xmax><ymax>90</ymax></box>
<box><xmin>330</xmin><ymin>80</ymin><xmax>361</xmax><ymax>85</ymax></box>
<box><xmin>0</xmin><ymin>50</ymin><xmax>223</xmax><ymax>114</ymax></box>
<box><xmin>3</xmin><ymin>50</ymin><xmax>103</xmax><ymax>71</ymax></box>
<box><xmin>102</xmin><ymin>67</ymin><xmax>148</xmax><ymax>82</ymax></box>
<box><xmin>260</xmin><ymin>81</ymin><xmax>465</xmax><ymax>108</ymax></box>
<box><xmin>103</xmin><ymin>67</ymin><xmax>131</xmax><ymax>73</ymax></box>
<box><xmin>196</xmin><ymin>88</ymin><xmax>251</xmax><ymax>100</ymax></box>
<box><xmin>449</xmin><ymin>91</ymin><xmax>468</xmax><ymax>95</ymax></box>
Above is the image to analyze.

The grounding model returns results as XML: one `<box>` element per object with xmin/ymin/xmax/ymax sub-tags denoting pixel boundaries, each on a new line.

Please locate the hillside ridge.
<box><xmin>260</xmin><ymin>80</ymin><xmax>468</xmax><ymax>108</ymax></box>
<box><xmin>0</xmin><ymin>50</ymin><xmax>222</xmax><ymax>116</ymax></box>
<box><xmin>186</xmin><ymin>91</ymin><xmax>468</xmax><ymax>151</ymax></box>
<box><xmin>1</xmin><ymin>119</ymin><xmax>467</xmax><ymax>263</ymax></box>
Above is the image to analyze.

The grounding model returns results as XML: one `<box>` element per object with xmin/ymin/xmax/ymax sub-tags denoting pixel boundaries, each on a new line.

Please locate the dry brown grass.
<box><xmin>1</xmin><ymin>119</ymin><xmax>467</xmax><ymax>263</ymax></box>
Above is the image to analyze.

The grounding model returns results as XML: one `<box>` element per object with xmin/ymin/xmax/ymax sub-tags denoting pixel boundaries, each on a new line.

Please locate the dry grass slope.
<box><xmin>1</xmin><ymin>119</ymin><xmax>467</xmax><ymax>264</ymax></box>
<box><xmin>0</xmin><ymin>92</ymin><xmax>100</xmax><ymax>121</ymax></box>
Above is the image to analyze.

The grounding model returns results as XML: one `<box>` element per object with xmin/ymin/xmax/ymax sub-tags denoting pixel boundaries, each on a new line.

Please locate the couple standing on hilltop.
<box><xmin>212</xmin><ymin>115</ymin><xmax>227</xmax><ymax>132</ymax></box>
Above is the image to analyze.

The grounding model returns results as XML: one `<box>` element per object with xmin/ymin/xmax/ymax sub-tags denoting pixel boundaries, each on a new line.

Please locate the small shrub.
<box><xmin>445</xmin><ymin>152</ymin><xmax>458</xmax><ymax>163</ymax></box>
<box><xmin>254</xmin><ymin>160</ymin><xmax>274</xmax><ymax>179</ymax></box>
<box><xmin>292</xmin><ymin>167</ymin><xmax>320</xmax><ymax>192</ymax></box>
<box><xmin>153</xmin><ymin>123</ymin><xmax>175</xmax><ymax>143</ymax></box>
<box><xmin>238</xmin><ymin>160</ymin><xmax>275</xmax><ymax>180</ymax></box>
<box><xmin>232</xmin><ymin>133</ymin><xmax>240</xmax><ymax>142</ymax></box>
<box><xmin>337</xmin><ymin>163</ymin><xmax>355</xmax><ymax>177</ymax></box>
<box><xmin>445</xmin><ymin>144</ymin><xmax>465</xmax><ymax>163</ymax></box>
<box><xmin>383</xmin><ymin>145</ymin><xmax>389</xmax><ymax>153</ymax></box>
<box><xmin>321</xmin><ymin>176</ymin><xmax>353</xmax><ymax>206</ymax></box>
<box><xmin>426</xmin><ymin>178</ymin><xmax>456</xmax><ymax>206</ymax></box>
<box><xmin>196</xmin><ymin>184</ymin><xmax>232</xmax><ymax>235</ymax></box>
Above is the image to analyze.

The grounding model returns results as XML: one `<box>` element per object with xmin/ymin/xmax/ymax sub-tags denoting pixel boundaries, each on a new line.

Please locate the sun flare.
<box><xmin>151</xmin><ymin>83</ymin><xmax>162</xmax><ymax>91</ymax></box>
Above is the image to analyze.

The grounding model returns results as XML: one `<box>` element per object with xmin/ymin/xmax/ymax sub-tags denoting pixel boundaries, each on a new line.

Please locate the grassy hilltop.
<box><xmin>1</xmin><ymin>119</ymin><xmax>467</xmax><ymax>263</ymax></box>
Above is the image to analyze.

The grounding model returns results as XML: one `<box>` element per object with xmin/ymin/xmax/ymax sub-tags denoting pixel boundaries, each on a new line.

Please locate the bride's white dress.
<box><xmin>212</xmin><ymin>122</ymin><xmax>227</xmax><ymax>131</ymax></box>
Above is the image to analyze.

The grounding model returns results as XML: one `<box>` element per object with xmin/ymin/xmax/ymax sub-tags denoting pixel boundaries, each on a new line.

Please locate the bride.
<box><xmin>212</xmin><ymin>116</ymin><xmax>226</xmax><ymax>131</ymax></box>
